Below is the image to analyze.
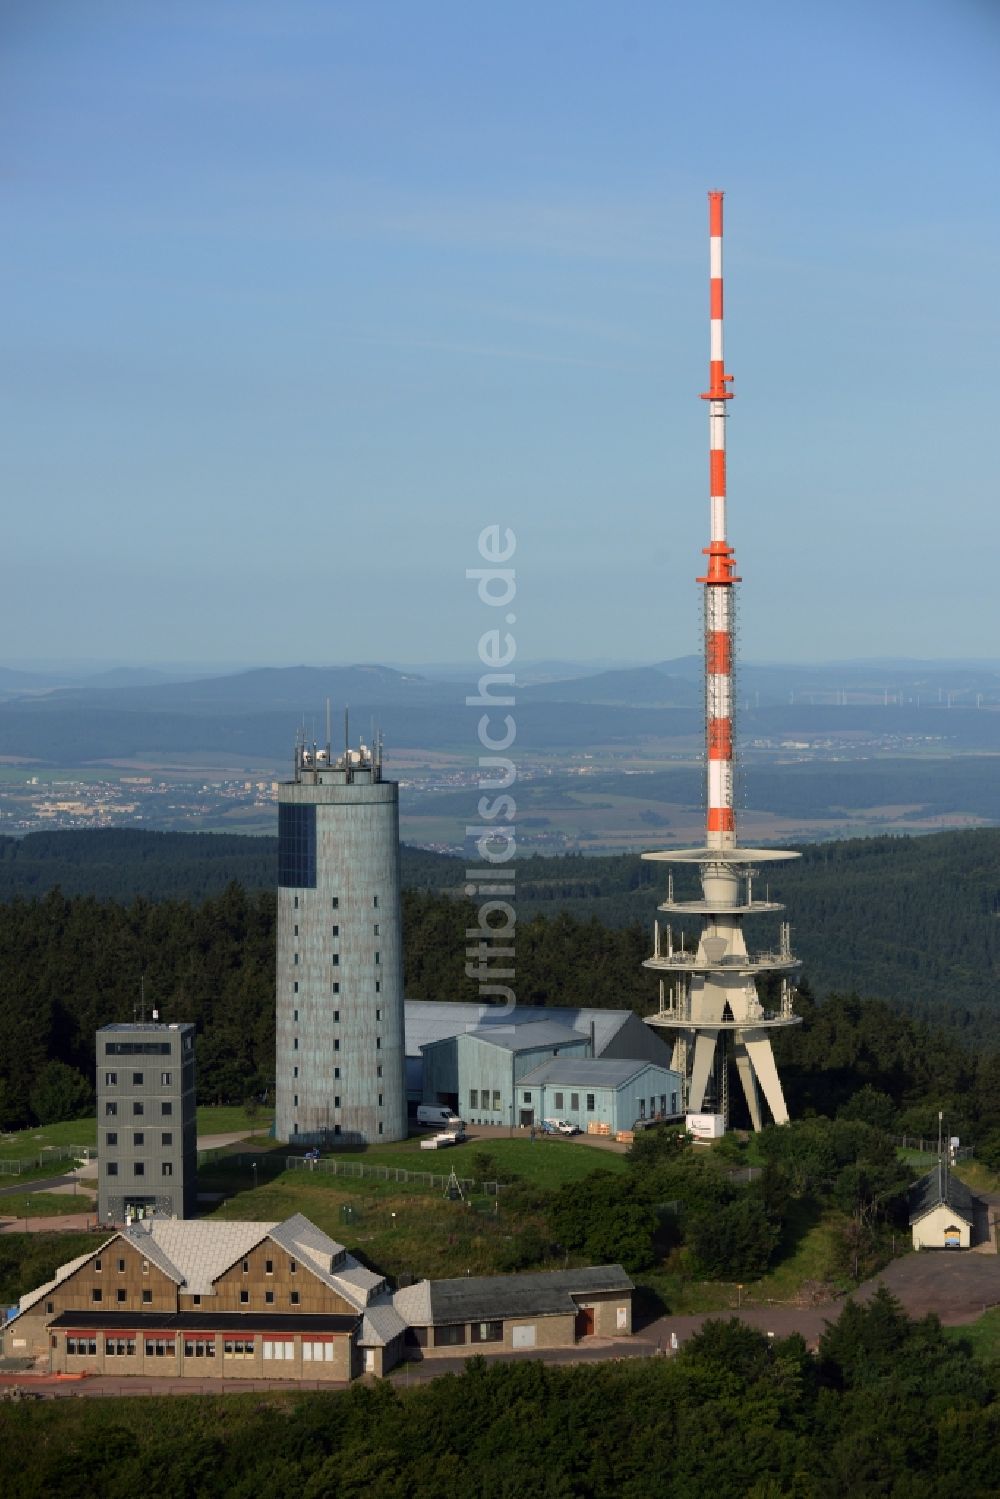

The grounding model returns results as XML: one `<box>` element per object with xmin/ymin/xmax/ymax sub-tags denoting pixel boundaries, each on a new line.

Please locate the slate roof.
<box><xmin>394</xmin><ymin>1266</ymin><xmax>633</xmax><ymax>1326</ymax></box>
<box><xmin>359</xmin><ymin>1298</ymin><xmax>409</xmax><ymax>1347</ymax></box>
<box><xmin>15</xmin><ymin>1245</ymin><xmax>116</xmax><ymax>1318</ymax></box>
<box><xmin>908</xmin><ymin>1163</ymin><xmax>978</xmax><ymax>1226</ymax></box>
<box><xmin>405</xmin><ymin>1000</ymin><xmax>635</xmax><ymax>1059</ymax></box>
<box><xmin>519</xmin><ymin>1057</ymin><xmax>667</xmax><ymax>1089</ymax></box>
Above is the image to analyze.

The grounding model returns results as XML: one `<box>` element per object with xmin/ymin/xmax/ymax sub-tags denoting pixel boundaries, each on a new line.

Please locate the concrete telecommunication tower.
<box><xmin>643</xmin><ymin>192</ymin><xmax>801</xmax><ymax>1130</ymax></box>
<box><xmin>274</xmin><ymin>719</ymin><xmax>407</xmax><ymax>1144</ymax></box>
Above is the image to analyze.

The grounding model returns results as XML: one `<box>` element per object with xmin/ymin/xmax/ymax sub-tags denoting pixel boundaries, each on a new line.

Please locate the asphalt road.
<box><xmin>0</xmin><ymin>1175</ymin><xmax>83</xmax><ymax>1197</ymax></box>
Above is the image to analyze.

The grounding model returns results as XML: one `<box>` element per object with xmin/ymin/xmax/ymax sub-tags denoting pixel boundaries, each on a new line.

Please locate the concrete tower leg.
<box><xmin>688</xmin><ymin>1030</ymin><xmax>719</xmax><ymax>1115</ymax></box>
<box><xmin>742</xmin><ymin>1033</ymin><xmax>789</xmax><ymax>1126</ymax></box>
<box><xmin>733</xmin><ymin>1038</ymin><xmax>762</xmax><ymax>1132</ymax></box>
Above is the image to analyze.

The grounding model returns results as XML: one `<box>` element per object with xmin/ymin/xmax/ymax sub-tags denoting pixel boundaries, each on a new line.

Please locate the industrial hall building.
<box><xmin>1</xmin><ymin>1212</ymin><xmax>634</xmax><ymax>1382</ymax></box>
<box><xmin>413</xmin><ymin>1001</ymin><xmax>681</xmax><ymax>1133</ymax></box>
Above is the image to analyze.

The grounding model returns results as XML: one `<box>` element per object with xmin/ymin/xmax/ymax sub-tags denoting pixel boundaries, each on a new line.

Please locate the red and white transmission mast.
<box><xmin>699</xmin><ymin>190</ymin><xmax>739</xmax><ymax>850</ymax></box>
<box><xmin>641</xmin><ymin>192</ymin><xmax>803</xmax><ymax>1132</ymax></box>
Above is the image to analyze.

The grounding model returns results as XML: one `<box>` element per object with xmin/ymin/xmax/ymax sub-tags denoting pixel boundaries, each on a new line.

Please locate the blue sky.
<box><xmin>2</xmin><ymin>0</ymin><xmax>997</xmax><ymax>667</ymax></box>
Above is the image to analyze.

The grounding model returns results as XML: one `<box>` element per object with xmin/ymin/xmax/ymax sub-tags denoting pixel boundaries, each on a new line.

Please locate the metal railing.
<box><xmin>284</xmin><ymin>1156</ymin><xmax>503</xmax><ymax>1195</ymax></box>
<box><xmin>0</xmin><ymin>1146</ymin><xmax>93</xmax><ymax>1177</ymax></box>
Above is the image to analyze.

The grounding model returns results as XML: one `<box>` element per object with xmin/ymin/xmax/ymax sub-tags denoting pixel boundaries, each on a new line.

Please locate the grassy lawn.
<box><xmin>333</xmin><ymin>1135</ymin><xmax>628</xmax><ymax>1189</ymax></box>
<box><xmin>196</xmin><ymin>1105</ymin><xmax>275</xmax><ymax>1137</ymax></box>
<box><xmin>945</xmin><ymin>1309</ymin><xmax>1000</xmax><ymax>1362</ymax></box>
<box><xmin>953</xmin><ymin>1159</ymin><xmax>1000</xmax><ymax>1195</ymax></box>
<box><xmin>0</xmin><ymin>1190</ymin><xmax>95</xmax><ymax>1219</ymax></box>
<box><xmin>0</xmin><ymin>1119</ymin><xmax>97</xmax><ymax>1162</ymax></box>
<box><xmin>205</xmin><ymin>1171</ymin><xmax>551</xmax><ymax>1281</ymax></box>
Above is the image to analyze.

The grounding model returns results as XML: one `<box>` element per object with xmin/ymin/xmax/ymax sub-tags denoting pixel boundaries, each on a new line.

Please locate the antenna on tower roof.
<box><xmin>344</xmin><ymin>706</ymin><xmax>350</xmax><ymax>756</ymax></box>
<box><xmin>326</xmin><ymin>698</ymin><xmax>332</xmax><ymax>756</ymax></box>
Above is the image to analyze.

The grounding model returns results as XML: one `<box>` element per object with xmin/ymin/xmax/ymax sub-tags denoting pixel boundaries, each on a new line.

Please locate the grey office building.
<box><xmin>275</xmin><ymin>737</ymin><xmax>407</xmax><ymax>1144</ymax></box>
<box><xmin>96</xmin><ymin>1022</ymin><xmax>197</xmax><ymax>1225</ymax></box>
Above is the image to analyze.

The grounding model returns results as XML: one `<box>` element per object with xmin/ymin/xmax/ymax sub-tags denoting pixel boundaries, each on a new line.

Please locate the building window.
<box><xmin>638</xmin><ymin>1099</ymin><xmax>646</xmax><ymax>1119</ymax></box>
<box><xmin>332</xmin><ymin>924</ymin><xmax>339</xmax><ymax>936</ymax></box>
<box><xmin>294</xmin><ymin>1095</ymin><xmax>299</xmax><ymax>1107</ymax></box>
<box><xmin>95</xmin><ymin>1258</ymin><xmax>102</xmax><ymax>1272</ymax></box>
<box><xmin>294</xmin><ymin>924</ymin><xmax>298</xmax><ymax>936</ymax></box>
<box><xmin>373</xmin><ymin>895</ymin><xmax>379</xmax><ymax>909</ymax></box>
<box><xmin>223</xmin><ymin>1339</ymin><xmax>255</xmax><ymax>1358</ymax></box>
<box><xmin>106</xmin><ymin>1102</ymin><xmax>117</xmax><ymax>1117</ymax></box>
<box><xmin>332</xmin><ymin>897</ymin><xmax>338</xmax><ymax>909</ymax></box>
<box><xmin>293</xmin><ymin>1008</ymin><xmax>298</xmax><ymax>1022</ymax></box>
<box><xmin>332</xmin><ymin>982</ymin><xmax>340</xmax><ymax>994</ymax></box>
<box><xmin>376</xmin><ymin>1065</ymin><xmax>382</xmax><ymax>1078</ymax></box>
<box><xmin>142</xmin><ymin>1260</ymin><xmax>149</xmax><ymax>1274</ymax></box>
<box><xmin>107</xmin><ymin>1162</ymin><xmax>118</xmax><ymax>1175</ymax></box>
<box><xmin>46</xmin><ymin>1301</ymin><xmax>54</xmax><ymax>1314</ymax></box>
<box><xmin>293</xmin><ymin>1066</ymin><xmax>298</xmax><ymax>1079</ymax></box>
<box><xmin>133</xmin><ymin>1102</ymin><xmax>144</xmax><ymax>1117</ymax></box>
<box><xmin>660</xmin><ymin>1095</ymin><xmax>667</xmax><ymax>1115</ymax></box>
<box><xmin>374</xmin><ymin>952</ymin><xmax>380</xmax><ymax>965</ymax></box>
<box><xmin>135</xmin><ymin>1162</ymin><xmax>145</xmax><ymax>1177</ymax></box>
<box><xmin>373</xmin><ymin>923</ymin><xmax>379</xmax><ymax>936</ymax></box>
<box><xmin>554</xmin><ymin>1093</ymin><xmax>563</xmax><ymax>1110</ymax></box>
<box><xmin>471</xmin><ymin>1320</ymin><xmax>503</xmax><ymax>1344</ymax></box>
<box><xmin>240</xmin><ymin>1290</ymin><xmax>249</xmax><ymax>1305</ymax></box>
<box><xmin>117</xmin><ymin>1289</ymin><xmax>126</xmax><ymax>1304</ymax></box>
<box><xmin>376</xmin><ymin>1038</ymin><xmax>381</xmax><ymax>1051</ymax></box>
<box><xmin>334</xmin><ymin>1040</ymin><xmax>339</xmax><ymax>1053</ymax></box>
<box><xmin>290</xmin><ymin>1291</ymin><xmax>300</xmax><ymax>1305</ymax></box>
<box><xmin>278</xmin><ymin>802</ymin><xmax>317</xmax><ymax>888</ymax></box>
<box><xmin>332</xmin><ymin>955</ymin><xmax>339</xmax><ymax>967</ymax></box>
<box><xmin>106</xmin><ymin>1131</ymin><xmax>118</xmax><ymax>1146</ymax></box>
<box><xmin>193</xmin><ymin>1295</ymin><xmax>201</xmax><ymax>1306</ymax></box>
<box><xmin>263</xmin><ymin>1340</ymin><xmax>294</xmax><ymax>1361</ymax></box>
<box><xmin>91</xmin><ymin>1289</ymin><xmax>102</xmax><ymax>1303</ymax></box>
<box><xmin>333</xmin><ymin>1010</ymin><xmax>340</xmax><ymax>1023</ymax></box>
<box><xmin>334</xmin><ymin>1067</ymin><xmax>340</xmax><ymax>1079</ymax></box>
<box><xmin>105</xmin><ymin>1071</ymin><xmax>117</xmax><ymax>1086</ymax></box>
<box><xmin>161</xmin><ymin>1072</ymin><xmax>171</xmax><ymax>1086</ymax></box>
<box><xmin>492</xmin><ymin>1090</ymin><xmax>501</xmax><ymax>1111</ymax></box>
<box><xmin>290</xmin><ymin>1260</ymin><xmax>297</xmax><ymax>1273</ymax></box>
<box><xmin>242</xmin><ymin>1259</ymin><xmax>250</xmax><ymax>1273</ymax></box>
<box><xmin>294</xmin><ymin>1037</ymin><xmax>299</xmax><ymax>1051</ymax></box>
<box><xmin>117</xmin><ymin>1258</ymin><xmax>125</xmax><ymax>1273</ymax></box>
<box><xmin>162</xmin><ymin>1163</ymin><xmax>173</xmax><ymax>1177</ymax></box>
<box><xmin>378</xmin><ymin>1094</ymin><xmax>383</xmax><ymax>1107</ymax></box>
<box><xmin>265</xmin><ymin>1259</ymin><xmax>273</xmax><ymax>1275</ymax></box>
<box><xmin>265</xmin><ymin>1290</ymin><xmax>275</xmax><ymax>1305</ymax></box>
<box><xmin>294</xmin><ymin>954</ymin><xmax>299</xmax><ymax>966</ymax></box>
<box><xmin>587</xmin><ymin>1094</ymin><xmax>595</xmax><ymax>1111</ymax></box>
<box><xmin>571</xmin><ymin>1094</ymin><xmax>579</xmax><ymax>1112</ymax></box>
<box><xmin>378</xmin><ymin>1123</ymin><xmax>383</xmax><ymax>1135</ymax></box>
<box><xmin>433</xmin><ymin>1324</ymin><xmax>466</xmax><ymax>1348</ymax></box>
<box><xmin>294</xmin><ymin>895</ymin><xmax>299</xmax><ymax>909</ymax></box>
<box><xmin>375</xmin><ymin>981</ymin><xmax>380</xmax><ymax>994</ymax></box>
<box><xmin>132</xmin><ymin>1072</ymin><xmax>144</xmax><ymax>1085</ymax></box>
<box><xmin>162</xmin><ymin>1102</ymin><xmax>172</xmax><ymax>1117</ymax></box>
<box><xmin>162</xmin><ymin>1132</ymin><xmax>172</xmax><ymax>1146</ymax></box>
<box><xmin>470</xmin><ymin>1089</ymin><xmax>479</xmax><ymax>1109</ymax></box>
<box><xmin>375</xmin><ymin>1008</ymin><xmax>381</xmax><ymax>1021</ymax></box>
<box><xmin>334</xmin><ymin>1097</ymin><xmax>340</xmax><ymax>1108</ymax></box>
<box><xmin>523</xmin><ymin>1092</ymin><xmax>531</xmax><ymax>1104</ymax></box>
<box><xmin>184</xmin><ymin>1339</ymin><xmax>215</xmax><ymax>1359</ymax></box>
<box><xmin>303</xmin><ymin>1341</ymin><xmax>335</xmax><ymax>1363</ymax></box>
<box><xmin>134</xmin><ymin>1131</ymin><xmax>144</xmax><ymax>1146</ymax></box>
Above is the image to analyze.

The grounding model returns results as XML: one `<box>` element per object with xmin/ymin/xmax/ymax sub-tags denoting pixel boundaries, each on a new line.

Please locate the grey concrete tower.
<box><xmin>96</xmin><ymin>1021</ymin><xmax>197</xmax><ymax>1224</ymax></box>
<box><xmin>274</xmin><ymin>731</ymin><xmax>407</xmax><ymax>1144</ymax></box>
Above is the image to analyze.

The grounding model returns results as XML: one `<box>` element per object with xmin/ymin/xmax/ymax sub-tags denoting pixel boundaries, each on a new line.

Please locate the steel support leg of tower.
<box><xmin>741</xmin><ymin>1032</ymin><xmax>790</xmax><ymax>1126</ymax></box>
<box><xmin>688</xmin><ymin>1030</ymin><xmax>719</xmax><ymax>1117</ymax></box>
<box><xmin>733</xmin><ymin>1038</ymin><xmax>762</xmax><ymax>1132</ymax></box>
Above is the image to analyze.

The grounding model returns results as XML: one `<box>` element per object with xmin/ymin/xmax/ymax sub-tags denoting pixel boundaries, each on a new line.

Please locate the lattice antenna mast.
<box><xmin>698</xmin><ymin>190</ymin><xmax>740</xmax><ymax>851</ymax></box>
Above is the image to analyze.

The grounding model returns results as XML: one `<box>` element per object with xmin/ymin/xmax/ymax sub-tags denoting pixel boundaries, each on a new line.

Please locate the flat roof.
<box><xmin>98</xmin><ymin>1022</ymin><xmax>195</xmax><ymax>1033</ymax></box>
<box><xmin>404</xmin><ymin>1000</ymin><xmax>638</xmax><ymax>1060</ymax></box>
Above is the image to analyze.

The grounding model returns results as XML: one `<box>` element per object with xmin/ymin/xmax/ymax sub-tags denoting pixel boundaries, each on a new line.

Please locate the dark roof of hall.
<box><xmin>426</xmin><ymin>1265</ymin><xmax>632</xmax><ymax>1324</ymax></box>
<box><xmin>907</xmin><ymin>1163</ymin><xmax>978</xmax><ymax>1225</ymax></box>
<box><xmin>49</xmin><ymin>1311</ymin><xmax>358</xmax><ymax>1334</ymax></box>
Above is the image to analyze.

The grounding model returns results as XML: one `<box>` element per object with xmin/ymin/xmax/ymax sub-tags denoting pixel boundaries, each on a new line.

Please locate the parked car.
<box><xmin>543</xmin><ymin>1118</ymin><xmax>580</xmax><ymax>1136</ymax></box>
<box><xmin>416</xmin><ymin>1104</ymin><xmax>465</xmax><ymax>1131</ymax></box>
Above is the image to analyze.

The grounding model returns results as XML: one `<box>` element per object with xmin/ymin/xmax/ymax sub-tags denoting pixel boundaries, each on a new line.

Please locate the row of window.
<box><xmin>104</xmin><ymin>1162</ymin><xmax>172</xmax><ymax>1178</ymax></box>
<box><xmin>104</xmin><ymin>1041</ymin><xmax>173</xmax><ymax>1056</ymax></box>
<box><xmin>292</xmin><ymin>953</ymin><xmax>381</xmax><ymax>967</ymax></box>
<box><xmin>291</xmin><ymin>1122</ymin><xmax>385</xmax><ymax>1136</ymax></box>
<box><xmin>434</xmin><ymin>1321</ymin><xmax>503</xmax><ymax>1347</ymax></box>
<box><xmin>104</xmin><ymin>1071</ymin><xmax>172</xmax><ymax>1087</ymax></box>
<box><xmin>106</xmin><ymin>1131</ymin><xmax>173</xmax><ymax>1148</ymax></box>
<box><xmin>637</xmin><ymin>1095</ymin><xmax>676</xmax><ymax>1120</ymax></box>
<box><xmin>292</xmin><ymin>1036</ymin><xmax>382</xmax><ymax>1054</ymax></box>
<box><xmin>106</xmin><ymin>1101</ymin><xmax>173</xmax><ymax>1118</ymax></box>
<box><xmin>292</xmin><ymin>896</ymin><xmax>379</xmax><ymax>909</ymax></box>
<box><xmin>470</xmin><ymin>1089</ymin><xmax>503</xmax><ymax>1112</ymax></box>
<box><xmin>65</xmin><ymin>1334</ymin><xmax>338</xmax><ymax>1360</ymax></box>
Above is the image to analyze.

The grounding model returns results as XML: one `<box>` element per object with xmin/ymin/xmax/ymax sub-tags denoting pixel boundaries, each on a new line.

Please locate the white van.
<box><xmin>416</xmin><ymin>1104</ymin><xmax>465</xmax><ymax>1131</ymax></box>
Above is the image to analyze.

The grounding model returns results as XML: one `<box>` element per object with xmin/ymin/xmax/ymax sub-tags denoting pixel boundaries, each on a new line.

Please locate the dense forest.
<box><xmin>1</xmin><ymin>1293</ymin><xmax>998</xmax><ymax>1498</ymax></box>
<box><xmin>2</xmin><ymin>825</ymin><xmax>1000</xmax><ymax>1038</ymax></box>
<box><xmin>3</xmin><ymin>878</ymin><xmax>1000</xmax><ymax>1160</ymax></box>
